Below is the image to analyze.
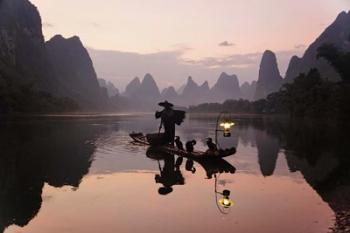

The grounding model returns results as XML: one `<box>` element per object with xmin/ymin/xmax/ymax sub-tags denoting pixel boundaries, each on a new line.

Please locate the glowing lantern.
<box><xmin>220</xmin><ymin>121</ymin><xmax>235</xmax><ymax>137</ymax></box>
<box><xmin>218</xmin><ymin>190</ymin><xmax>234</xmax><ymax>208</ymax></box>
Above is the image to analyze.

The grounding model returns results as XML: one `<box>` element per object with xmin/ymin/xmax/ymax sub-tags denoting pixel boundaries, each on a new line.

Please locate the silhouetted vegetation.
<box><xmin>0</xmin><ymin>78</ymin><xmax>79</xmax><ymax>114</ymax></box>
<box><xmin>317</xmin><ymin>43</ymin><xmax>350</xmax><ymax>82</ymax></box>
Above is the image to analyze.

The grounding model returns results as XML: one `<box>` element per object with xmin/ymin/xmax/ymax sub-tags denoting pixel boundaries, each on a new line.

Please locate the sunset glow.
<box><xmin>30</xmin><ymin>0</ymin><xmax>349</xmax><ymax>88</ymax></box>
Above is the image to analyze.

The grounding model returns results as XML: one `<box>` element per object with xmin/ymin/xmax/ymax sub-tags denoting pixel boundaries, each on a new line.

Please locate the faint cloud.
<box><xmin>171</xmin><ymin>43</ymin><xmax>193</xmax><ymax>52</ymax></box>
<box><xmin>90</xmin><ymin>22</ymin><xmax>100</xmax><ymax>28</ymax></box>
<box><xmin>184</xmin><ymin>52</ymin><xmax>260</xmax><ymax>68</ymax></box>
<box><xmin>43</xmin><ymin>22</ymin><xmax>54</xmax><ymax>28</ymax></box>
<box><xmin>294</xmin><ymin>44</ymin><xmax>306</xmax><ymax>49</ymax></box>
<box><xmin>219</xmin><ymin>41</ymin><xmax>235</xmax><ymax>47</ymax></box>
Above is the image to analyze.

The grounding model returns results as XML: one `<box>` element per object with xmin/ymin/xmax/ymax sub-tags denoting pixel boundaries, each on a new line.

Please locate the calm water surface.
<box><xmin>1</xmin><ymin>114</ymin><xmax>349</xmax><ymax>233</ymax></box>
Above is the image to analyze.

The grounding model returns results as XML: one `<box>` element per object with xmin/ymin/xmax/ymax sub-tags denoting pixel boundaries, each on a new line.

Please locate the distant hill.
<box><xmin>241</xmin><ymin>81</ymin><xmax>257</xmax><ymax>101</ymax></box>
<box><xmin>254</xmin><ymin>50</ymin><xmax>283</xmax><ymax>100</ymax></box>
<box><xmin>211</xmin><ymin>72</ymin><xmax>242</xmax><ymax>102</ymax></box>
<box><xmin>98</xmin><ymin>78</ymin><xmax>119</xmax><ymax>97</ymax></box>
<box><xmin>161</xmin><ymin>86</ymin><xmax>179</xmax><ymax>103</ymax></box>
<box><xmin>138</xmin><ymin>73</ymin><xmax>161</xmax><ymax>102</ymax></box>
<box><xmin>122</xmin><ymin>74</ymin><xmax>161</xmax><ymax>104</ymax></box>
<box><xmin>124</xmin><ymin>77</ymin><xmax>141</xmax><ymax>98</ymax></box>
<box><xmin>181</xmin><ymin>76</ymin><xmax>210</xmax><ymax>105</ymax></box>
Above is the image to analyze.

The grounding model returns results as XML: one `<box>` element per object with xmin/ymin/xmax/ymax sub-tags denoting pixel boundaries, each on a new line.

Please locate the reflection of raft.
<box><xmin>146</xmin><ymin>146</ymin><xmax>236</xmax><ymax>178</ymax></box>
<box><xmin>130</xmin><ymin>133</ymin><xmax>236</xmax><ymax>159</ymax></box>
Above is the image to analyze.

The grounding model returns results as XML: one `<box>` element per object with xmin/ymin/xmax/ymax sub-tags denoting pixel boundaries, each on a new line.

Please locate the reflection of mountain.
<box><xmin>282</xmin><ymin>122</ymin><xmax>350</xmax><ymax>231</ymax></box>
<box><xmin>286</xmin><ymin>150</ymin><xmax>350</xmax><ymax>231</ymax></box>
<box><xmin>255</xmin><ymin>129</ymin><xmax>280</xmax><ymax>177</ymax></box>
<box><xmin>0</xmin><ymin>121</ymin><xmax>102</xmax><ymax>232</ymax></box>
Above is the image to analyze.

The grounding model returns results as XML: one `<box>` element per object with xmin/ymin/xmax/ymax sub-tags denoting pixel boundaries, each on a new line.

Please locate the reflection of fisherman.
<box><xmin>155</xmin><ymin>155</ymin><xmax>184</xmax><ymax>195</ymax></box>
<box><xmin>155</xmin><ymin>101</ymin><xmax>185</xmax><ymax>145</ymax></box>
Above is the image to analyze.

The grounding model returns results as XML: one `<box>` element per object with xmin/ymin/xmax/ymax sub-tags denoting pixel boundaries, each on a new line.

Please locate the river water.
<box><xmin>1</xmin><ymin>114</ymin><xmax>349</xmax><ymax>233</ymax></box>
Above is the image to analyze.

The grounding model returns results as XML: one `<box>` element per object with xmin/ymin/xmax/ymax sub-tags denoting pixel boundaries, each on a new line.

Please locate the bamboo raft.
<box><xmin>130</xmin><ymin>132</ymin><xmax>236</xmax><ymax>159</ymax></box>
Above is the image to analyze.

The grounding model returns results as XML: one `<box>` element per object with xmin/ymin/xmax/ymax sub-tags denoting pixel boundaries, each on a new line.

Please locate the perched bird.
<box><xmin>175</xmin><ymin>136</ymin><xmax>184</xmax><ymax>150</ymax></box>
<box><xmin>206</xmin><ymin>138</ymin><xmax>217</xmax><ymax>151</ymax></box>
<box><xmin>185</xmin><ymin>140</ymin><xmax>196</xmax><ymax>153</ymax></box>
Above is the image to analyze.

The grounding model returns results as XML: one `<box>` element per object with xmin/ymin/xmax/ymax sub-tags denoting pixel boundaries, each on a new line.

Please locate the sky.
<box><xmin>31</xmin><ymin>0</ymin><xmax>350</xmax><ymax>91</ymax></box>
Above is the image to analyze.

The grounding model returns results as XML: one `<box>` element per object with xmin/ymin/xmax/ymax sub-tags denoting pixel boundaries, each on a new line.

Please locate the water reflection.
<box><xmin>0</xmin><ymin>116</ymin><xmax>349</xmax><ymax>233</ymax></box>
<box><xmin>185</xmin><ymin>116</ymin><xmax>350</xmax><ymax>230</ymax></box>
<box><xmin>146</xmin><ymin>147</ymin><xmax>236</xmax><ymax>195</ymax></box>
<box><xmin>0</xmin><ymin>120</ymin><xmax>103</xmax><ymax>232</ymax></box>
<box><xmin>255</xmin><ymin>130</ymin><xmax>280</xmax><ymax>177</ymax></box>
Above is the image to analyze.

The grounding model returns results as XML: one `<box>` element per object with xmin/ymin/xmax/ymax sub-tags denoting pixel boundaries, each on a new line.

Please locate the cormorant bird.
<box><xmin>206</xmin><ymin>138</ymin><xmax>217</xmax><ymax>151</ymax></box>
<box><xmin>185</xmin><ymin>140</ymin><xmax>196</xmax><ymax>153</ymax></box>
<box><xmin>175</xmin><ymin>136</ymin><xmax>184</xmax><ymax>150</ymax></box>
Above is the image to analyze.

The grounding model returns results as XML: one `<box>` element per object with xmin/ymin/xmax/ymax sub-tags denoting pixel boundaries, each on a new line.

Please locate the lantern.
<box><xmin>220</xmin><ymin>121</ymin><xmax>235</xmax><ymax>137</ymax></box>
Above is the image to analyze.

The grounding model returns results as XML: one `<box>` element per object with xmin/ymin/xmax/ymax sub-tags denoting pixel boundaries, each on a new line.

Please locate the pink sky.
<box><xmin>31</xmin><ymin>0</ymin><xmax>350</xmax><ymax>90</ymax></box>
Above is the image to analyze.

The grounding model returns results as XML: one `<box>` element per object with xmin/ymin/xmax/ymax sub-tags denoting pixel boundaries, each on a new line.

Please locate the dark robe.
<box><xmin>156</xmin><ymin>108</ymin><xmax>176</xmax><ymax>144</ymax></box>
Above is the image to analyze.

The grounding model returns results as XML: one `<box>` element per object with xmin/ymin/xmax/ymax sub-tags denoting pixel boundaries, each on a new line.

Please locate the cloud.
<box><xmin>184</xmin><ymin>53</ymin><xmax>260</xmax><ymax>68</ymax></box>
<box><xmin>90</xmin><ymin>22</ymin><xmax>100</xmax><ymax>28</ymax></box>
<box><xmin>218</xmin><ymin>41</ymin><xmax>235</xmax><ymax>47</ymax></box>
<box><xmin>171</xmin><ymin>43</ymin><xmax>192</xmax><ymax>50</ymax></box>
<box><xmin>294</xmin><ymin>44</ymin><xmax>306</xmax><ymax>49</ymax></box>
<box><xmin>43</xmin><ymin>22</ymin><xmax>54</xmax><ymax>28</ymax></box>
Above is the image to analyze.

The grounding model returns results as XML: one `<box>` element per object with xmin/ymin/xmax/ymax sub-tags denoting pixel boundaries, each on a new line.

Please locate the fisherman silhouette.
<box><xmin>155</xmin><ymin>101</ymin><xmax>185</xmax><ymax>145</ymax></box>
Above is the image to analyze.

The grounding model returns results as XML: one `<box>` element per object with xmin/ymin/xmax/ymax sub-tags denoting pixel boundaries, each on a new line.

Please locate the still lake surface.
<box><xmin>1</xmin><ymin>114</ymin><xmax>349</xmax><ymax>233</ymax></box>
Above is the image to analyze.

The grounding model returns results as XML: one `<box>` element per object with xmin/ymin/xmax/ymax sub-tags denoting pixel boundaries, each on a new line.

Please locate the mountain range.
<box><xmin>119</xmin><ymin>72</ymin><xmax>256</xmax><ymax>107</ymax></box>
<box><xmin>116</xmin><ymin>10</ymin><xmax>350</xmax><ymax>106</ymax></box>
<box><xmin>1</xmin><ymin>0</ymin><xmax>349</xmax><ymax>112</ymax></box>
<box><xmin>98</xmin><ymin>78</ymin><xmax>119</xmax><ymax>97</ymax></box>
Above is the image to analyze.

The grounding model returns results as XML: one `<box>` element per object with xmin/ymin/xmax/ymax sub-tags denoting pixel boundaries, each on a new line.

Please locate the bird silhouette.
<box><xmin>185</xmin><ymin>140</ymin><xmax>196</xmax><ymax>153</ymax></box>
<box><xmin>206</xmin><ymin>138</ymin><xmax>217</xmax><ymax>151</ymax></box>
<box><xmin>175</xmin><ymin>136</ymin><xmax>184</xmax><ymax>150</ymax></box>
